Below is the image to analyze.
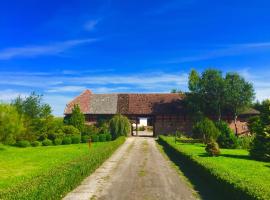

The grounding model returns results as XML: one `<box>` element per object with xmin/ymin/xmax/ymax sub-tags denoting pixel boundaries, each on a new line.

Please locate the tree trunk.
<box><xmin>234</xmin><ymin>114</ymin><xmax>238</xmax><ymax>135</ymax></box>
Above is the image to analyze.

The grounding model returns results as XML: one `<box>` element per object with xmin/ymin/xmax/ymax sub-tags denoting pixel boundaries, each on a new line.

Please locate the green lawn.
<box><xmin>0</xmin><ymin>137</ymin><xmax>125</xmax><ymax>200</ymax></box>
<box><xmin>159</xmin><ymin>136</ymin><xmax>270</xmax><ymax>200</ymax></box>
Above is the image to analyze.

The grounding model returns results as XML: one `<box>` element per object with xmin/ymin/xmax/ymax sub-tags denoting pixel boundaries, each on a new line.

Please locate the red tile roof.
<box><xmin>64</xmin><ymin>89</ymin><xmax>92</xmax><ymax>114</ymax></box>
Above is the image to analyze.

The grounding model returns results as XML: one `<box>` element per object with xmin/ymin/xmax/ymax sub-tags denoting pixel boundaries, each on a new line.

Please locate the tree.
<box><xmin>109</xmin><ymin>114</ymin><xmax>130</xmax><ymax>139</ymax></box>
<box><xmin>188</xmin><ymin>69</ymin><xmax>200</xmax><ymax>93</ymax></box>
<box><xmin>200</xmin><ymin>69</ymin><xmax>224</xmax><ymax>121</ymax></box>
<box><xmin>68</xmin><ymin>104</ymin><xmax>85</xmax><ymax>133</ymax></box>
<box><xmin>250</xmin><ymin>124</ymin><xmax>270</xmax><ymax>161</ymax></box>
<box><xmin>0</xmin><ymin>104</ymin><xmax>24</xmax><ymax>144</ymax></box>
<box><xmin>224</xmin><ymin>73</ymin><xmax>255</xmax><ymax>134</ymax></box>
<box><xmin>216</xmin><ymin>121</ymin><xmax>238</xmax><ymax>149</ymax></box>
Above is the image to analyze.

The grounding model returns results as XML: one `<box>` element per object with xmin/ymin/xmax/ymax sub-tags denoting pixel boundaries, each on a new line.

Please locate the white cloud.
<box><xmin>0</xmin><ymin>38</ymin><xmax>98</xmax><ymax>60</ymax></box>
<box><xmin>84</xmin><ymin>19</ymin><xmax>100</xmax><ymax>31</ymax></box>
<box><xmin>47</xmin><ymin>86</ymin><xmax>87</xmax><ymax>93</ymax></box>
<box><xmin>0</xmin><ymin>89</ymin><xmax>28</xmax><ymax>102</ymax></box>
<box><xmin>165</xmin><ymin>42</ymin><xmax>270</xmax><ymax>64</ymax></box>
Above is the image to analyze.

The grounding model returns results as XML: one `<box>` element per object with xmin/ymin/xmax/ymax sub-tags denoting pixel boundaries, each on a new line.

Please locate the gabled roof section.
<box><xmin>64</xmin><ymin>89</ymin><xmax>92</xmax><ymax>114</ymax></box>
<box><xmin>89</xmin><ymin>94</ymin><xmax>118</xmax><ymax>114</ymax></box>
<box><xmin>65</xmin><ymin>90</ymin><xmax>185</xmax><ymax>115</ymax></box>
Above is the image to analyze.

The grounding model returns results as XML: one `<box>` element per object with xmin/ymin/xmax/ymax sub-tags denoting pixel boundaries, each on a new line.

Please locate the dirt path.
<box><xmin>63</xmin><ymin>137</ymin><xmax>196</xmax><ymax>200</ymax></box>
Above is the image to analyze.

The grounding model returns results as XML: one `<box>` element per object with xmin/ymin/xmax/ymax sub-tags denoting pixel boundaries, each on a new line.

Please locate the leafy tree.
<box><xmin>0</xmin><ymin>104</ymin><xmax>24</xmax><ymax>144</ymax></box>
<box><xmin>200</xmin><ymin>69</ymin><xmax>225</xmax><ymax>120</ymax></box>
<box><xmin>224</xmin><ymin>73</ymin><xmax>255</xmax><ymax>134</ymax></box>
<box><xmin>188</xmin><ymin>69</ymin><xmax>200</xmax><ymax>92</ymax></box>
<box><xmin>67</xmin><ymin>104</ymin><xmax>85</xmax><ymax>133</ymax></box>
<box><xmin>109</xmin><ymin>114</ymin><xmax>130</xmax><ymax>139</ymax></box>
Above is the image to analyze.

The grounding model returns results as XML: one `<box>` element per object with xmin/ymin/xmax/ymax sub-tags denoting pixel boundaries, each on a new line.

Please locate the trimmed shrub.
<box><xmin>42</xmin><ymin>139</ymin><xmax>53</xmax><ymax>146</ymax></box>
<box><xmin>71</xmin><ymin>135</ymin><xmax>81</xmax><ymax>144</ymax></box>
<box><xmin>105</xmin><ymin>133</ymin><xmax>112</xmax><ymax>141</ymax></box>
<box><xmin>109</xmin><ymin>114</ymin><xmax>131</xmax><ymax>139</ymax></box>
<box><xmin>54</xmin><ymin>138</ymin><xmax>62</xmax><ymax>145</ymax></box>
<box><xmin>62</xmin><ymin>125</ymin><xmax>80</xmax><ymax>136</ymax></box>
<box><xmin>82</xmin><ymin>125</ymin><xmax>98</xmax><ymax>136</ymax></box>
<box><xmin>62</xmin><ymin>137</ymin><xmax>72</xmax><ymax>145</ymax></box>
<box><xmin>99</xmin><ymin>134</ymin><xmax>106</xmax><ymax>142</ymax></box>
<box><xmin>16</xmin><ymin>140</ymin><xmax>31</xmax><ymax>148</ymax></box>
<box><xmin>205</xmin><ymin>141</ymin><xmax>220</xmax><ymax>156</ymax></box>
<box><xmin>31</xmin><ymin>141</ymin><xmax>41</xmax><ymax>147</ymax></box>
<box><xmin>216</xmin><ymin>121</ymin><xmax>238</xmax><ymax>149</ymax></box>
<box><xmin>192</xmin><ymin>118</ymin><xmax>220</xmax><ymax>143</ymax></box>
<box><xmin>91</xmin><ymin>134</ymin><xmax>99</xmax><ymax>142</ymax></box>
<box><xmin>250</xmin><ymin>125</ymin><xmax>270</xmax><ymax>161</ymax></box>
<box><xmin>81</xmin><ymin>135</ymin><xmax>90</xmax><ymax>143</ymax></box>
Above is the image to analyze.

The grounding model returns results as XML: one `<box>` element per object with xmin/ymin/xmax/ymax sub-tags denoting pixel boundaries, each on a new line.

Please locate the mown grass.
<box><xmin>0</xmin><ymin>137</ymin><xmax>125</xmax><ymax>200</ymax></box>
<box><xmin>159</xmin><ymin>136</ymin><xmax>270</xmax><ymax>200</ymax></box>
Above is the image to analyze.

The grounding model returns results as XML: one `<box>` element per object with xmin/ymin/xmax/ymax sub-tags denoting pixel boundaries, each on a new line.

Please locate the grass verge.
<box><xmin>158</xmin><ymin>136</ymin><xmax>270</xmax><ymax>200</ymax></box>
<box><xmin>0</xmin><ymin>137</ymin><xmax>125</xmax><ymax>200</ymax></box>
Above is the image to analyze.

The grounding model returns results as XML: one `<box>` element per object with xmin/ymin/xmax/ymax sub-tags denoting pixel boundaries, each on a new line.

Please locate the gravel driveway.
<box><xmin>64</xmin><ymin>137</ymin><xmax>196</xmax><ymax>200</ymax></box>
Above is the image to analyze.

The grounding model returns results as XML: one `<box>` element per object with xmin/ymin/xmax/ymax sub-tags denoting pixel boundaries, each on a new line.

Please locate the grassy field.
<box><xmin>159</xmin><ymin>136</ymin><xmax>270</xmax><ymax>200</ymax></box>
<box><xmin>0</xmin><ymin>137</ymin><xmax>125</xmax><ymax>200</ymax></box>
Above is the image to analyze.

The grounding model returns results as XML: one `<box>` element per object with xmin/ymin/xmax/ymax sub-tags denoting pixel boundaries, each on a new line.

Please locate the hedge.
<box><xmin>0</xmin><ymin>137</ymin><xmax>125</xmax><ymax>200</ymax></box>
<box><xmin>158</xmin><ymin>136</ymin><xmax>270</xmax><ymax>200</ymax></box>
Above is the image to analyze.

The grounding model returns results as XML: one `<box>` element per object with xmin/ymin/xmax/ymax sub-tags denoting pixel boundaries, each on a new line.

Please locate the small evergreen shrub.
<box><xmin>250</xmin><ymin>125</ymin><xmax>270</xmax><ymax>161</ymax></box>
<box><xmin>216</xmin><ymin>121</ymin><xmax>238</xmax><ymax>149</ymax></box>
<box><xmin>192</xmin><ymin>118</ymin><xmax>220</xmax><ymax>143</ymax></box>
<box><xmin>105</xmin><ymin>133</ymin><xmax>112</xmax><ymax>141</ymax></box>
<box><xmin>54</xmin><ymin>138</ymin><xmax>62</xmax><ymax>145</ymax></box>
<box><xmin>81</xmin><ymin>135</ymin><xmax>90</xmax><ymax>143</ymax></box>
<box><xmin>42</xmin><ymin>139</ymin><xmax>53</xmax><ymax>146</ymax></box>
<box><xmin>91</xmin><ymin>134</ymin><xmax>99</xmax><ymax>142</ymax></box>
<box><xmin>31</xmin><ymin>141</ymin><xmax>41</xmax><ymax>147</ymax></box>
<box><xmin>16</xmin><ymin>140</ymin><xmax>31</xmax><ymax>148</ymax></box>
<box><xmin>99</xmin><ymin>134</ymin><xmax>106</xmax><ymax>142</ymax></box>
<box><xmin>205</xmin><ymin>141</ymin><xmax>220</xmax><ymax>156</ymax></box>
<box><xmin>62</xmin><ymin>137</ymin><xmax>72</xmax><ymax>145</ymax></box>
<box><xmin>71</xmin><ymin>135</ymin><xmax>81</xmax><ymax>144</ymax></box>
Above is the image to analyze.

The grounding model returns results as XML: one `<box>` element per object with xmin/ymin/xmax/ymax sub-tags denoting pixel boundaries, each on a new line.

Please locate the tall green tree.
<box><xmin>200</xmin><ymin>69</ymin><xmax>225</xmax><ymax>121</ymax></box>
<box><xmin>224</xmin><ymin>73</ymin><xmax>255</xmax><ymax>134</ymax></box>
<box><xmin>68</xmin><ymin>104</ymin><xmax>85</xmax><ymax>133</ymax></box>
<box><xmin>109</xmin><ymin>114</ymin><xmax>130</xmax><ymax>139</ymax></box>
<box><xmin>0</xmin><ymin>104</ymin><xmax>24</xmax><ymax>144</ymax></box>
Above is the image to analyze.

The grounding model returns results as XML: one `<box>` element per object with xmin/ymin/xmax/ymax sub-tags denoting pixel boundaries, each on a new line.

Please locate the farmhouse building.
<box><xmin>64</xmin><ymin>90</ymin><xmax>259</xmax><ymax>136</ymax></box>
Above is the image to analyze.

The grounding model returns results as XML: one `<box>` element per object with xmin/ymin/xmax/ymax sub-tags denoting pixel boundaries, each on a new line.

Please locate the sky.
<box><xmin>1</xmin><ymin>0</ymin><xmax>270</xmax><ymax>116</ymax></box>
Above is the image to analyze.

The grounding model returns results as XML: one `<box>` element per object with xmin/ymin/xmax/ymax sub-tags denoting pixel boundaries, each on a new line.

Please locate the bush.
<box><xmin>91</xmin><ymin>134</ymin><xmax>99</xmax><ymax>142</ymax></box>
<box><xmin>192</xmin><ymin>118</ymin><xmax>220</xmax><ymax>143</ymax></box>
<box><xmin>138</xmin><ymin>126</ymin><xmax>145</xmax><ymax>131</ymax></box>
<box><xmin>42</xmin><ymin>139</ymin><xmax>53</xmax><ymax>146</ymax></box>
<box><xmin>31</xmin><ymin>141</ymin><xmax>41</xmax><ymax>147</ymax></box>
<box><xmin>62</xmin><ymin>137</ymin><xmax>72</xmax><ymax>145</ymax></box>
<box><xmin>99</xmin><ymin>134</ymin><xmax>106</xmax><ymax>142</ymax></box>
<box><xmin>250</xmin><ymin>125</ymin><xmax>270</xmax><ymax>161</ymax></box>
<box><xmin>216</xmin><ymin>121</ymin><xmax>238</xmax><ymax>149</ymax></box>
<box><xmin>54</xmin><ymin>138</ymin><xmax>62</xmax><ymax>145</ymax></box>
<box><xmin>205</xmin><ymin>141</ymin><xmax>220</xmax><ymax>156</ymax></box>
<box><xmin>16</xmin><ymin>140</ymin><xmax>31</xmax><ymax>148</ymax></box>
<box><xmin>109</xmin><ymin>114</ymin><xmax>131</xmax><ymax>139</ymax></box>
<box><xmin>71</xmin><ymin>135</ymin><xmax>81</xmax><ymax>144</ymax></box>
<box><xmin>105</xmin><ymin>133</ymin><xmax>112</xmax><ymax>141</ymax></box>
<box><xmin>62</xmin><ymin>125</ymin><xmax>80</xmax><ymax>136</ymax></box>
<box><xmin>82</xmin><ymin>125</ymin><xmax>98</xmax><ymax>136</ymax></box>
<box><xmin>81</xmin><ymin>135</ymin><xmax>90</xmax><ymax>143</ymax></box>
<box><xmin>237</xmin><ymin>136</ymin><xmax>254</xmax><ymax>149</ymax></box>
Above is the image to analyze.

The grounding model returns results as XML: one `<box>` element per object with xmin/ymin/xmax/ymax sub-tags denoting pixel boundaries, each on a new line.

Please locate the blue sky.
<box><xmin>1</xmin><ymin>0</ymin><xmax>270</xmax><ymax>116</ymax></box>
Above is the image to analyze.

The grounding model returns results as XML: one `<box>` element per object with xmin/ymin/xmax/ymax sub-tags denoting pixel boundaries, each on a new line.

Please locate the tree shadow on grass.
<box><xmin>198</xmin><ymin>153</ymin><xmax>252</xmax><ymax>161</ymax></box>
<box><xmin>158</xmin><ymin>141</ymin><xmax>229</xmax><ymax>200</ymax></box>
